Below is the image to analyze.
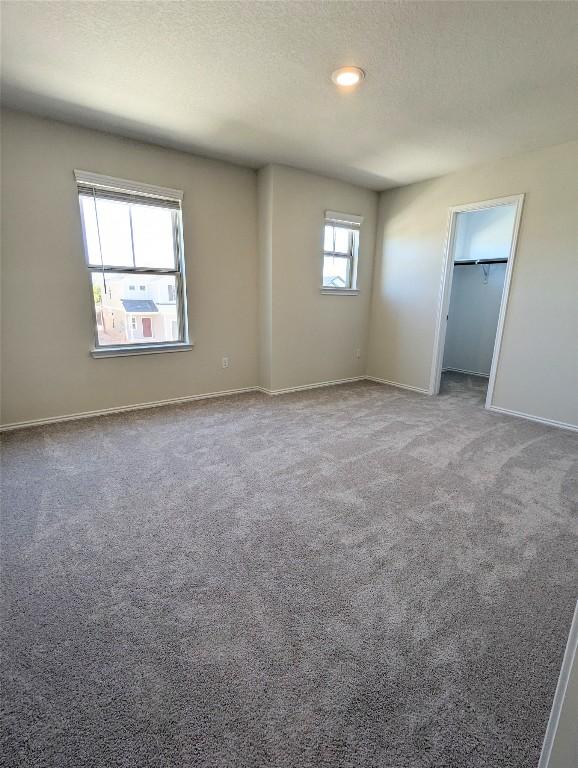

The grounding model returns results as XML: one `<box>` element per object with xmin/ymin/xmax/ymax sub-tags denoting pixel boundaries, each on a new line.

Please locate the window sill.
<box><xmin>320</xmin><ymin>288</ymin><xmax>360</xmax><ymax>296</ymax></box>
<box><xmin>90</xmin><ymin>342</ymin><xmax>193</xmax><ymax>359</ymax></box>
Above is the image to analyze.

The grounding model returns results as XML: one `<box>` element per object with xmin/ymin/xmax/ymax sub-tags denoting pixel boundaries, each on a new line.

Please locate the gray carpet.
<box><xmin>1</xmin><ymin>373</ymin><xmax>577</xmax><ymax>768</ymax></box>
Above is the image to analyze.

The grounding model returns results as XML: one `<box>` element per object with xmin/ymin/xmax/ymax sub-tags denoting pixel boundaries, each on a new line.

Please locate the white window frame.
<box><xmin>75</xmin><ymin>170</ymin><xmax>192</xmax><ymax>358</ymax></box>
<box><xmin>321</xmin><ymin>211</ymin><xmax>363</xmax><ymax>295</ymax></box>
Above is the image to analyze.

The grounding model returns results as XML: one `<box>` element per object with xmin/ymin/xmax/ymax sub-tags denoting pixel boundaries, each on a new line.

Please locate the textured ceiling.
<box><xmin>2</xmin><ymin>1</ymin><xmax>577</xmax><ymax>189</ymax></box>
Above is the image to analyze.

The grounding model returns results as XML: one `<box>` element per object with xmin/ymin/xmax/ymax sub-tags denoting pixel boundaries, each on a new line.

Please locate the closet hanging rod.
<box><xmin>453</xmin><ymin>258</ymin><xmax>508</xmax><ymax>265</ymax></box>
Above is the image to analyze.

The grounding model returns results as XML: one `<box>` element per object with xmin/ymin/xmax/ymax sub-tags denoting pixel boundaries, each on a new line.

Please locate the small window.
<box><xmin>322</xmin><ymin>211</ymin><xmax>362</xmax><ymax>292</ymax></box>
<box><xmin>76</xmin><ymin>171</ymin><xmax>189</xmax><ymax>356</ymax></box>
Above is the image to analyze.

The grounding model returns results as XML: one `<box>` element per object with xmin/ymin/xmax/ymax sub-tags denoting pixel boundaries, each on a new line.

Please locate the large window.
<box><xmin>75</xmin><ymin>171</ymin><xmax>189</xmax><ymax>356</ymax></box>
<box><xmin>322</xmin><ymin>211</ymin><xmax>362</xmax><ymax>293</ymax></box>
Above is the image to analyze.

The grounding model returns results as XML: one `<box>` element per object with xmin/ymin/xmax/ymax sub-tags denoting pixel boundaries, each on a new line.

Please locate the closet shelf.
<box><xmin>454</xmin><ymin>258</ymin><xmax>508</xmax><ymax>265</ymax></box>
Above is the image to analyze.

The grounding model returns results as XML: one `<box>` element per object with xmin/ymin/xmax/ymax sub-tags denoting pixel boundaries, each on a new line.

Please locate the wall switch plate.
<box><xmin>222</xmin><ymin>356</ymin><xmax>229</xmax><ymax>369</ymax></box>
<box><xmin>355</xmin><ymin>348</ymin><xmax>362</xmax><ymax>359</ymax></box>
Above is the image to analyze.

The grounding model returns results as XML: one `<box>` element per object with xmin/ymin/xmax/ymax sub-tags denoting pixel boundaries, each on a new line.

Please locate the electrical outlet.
<box><xmin>355</xmin><ymin>348</ymin><xmax>362</xmax><ymax>359</ymax></box>
<box><xmin>222</xmin><ymin>356</ymin><xmax>229</xmax><ymax>369</ymax></box>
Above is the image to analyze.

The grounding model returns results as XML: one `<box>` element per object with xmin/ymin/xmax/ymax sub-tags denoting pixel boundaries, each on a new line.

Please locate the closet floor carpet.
<box><xmin>2</xmin><ymin>375</ymin><xmax>577</xmax><ymax>768</ymax></box>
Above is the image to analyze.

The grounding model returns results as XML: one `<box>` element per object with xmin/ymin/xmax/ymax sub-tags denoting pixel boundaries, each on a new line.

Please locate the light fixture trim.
<box><xmin>331</xmin><ymin>66</ymin><xmax>366</xmax><ymax>87</ymax></box>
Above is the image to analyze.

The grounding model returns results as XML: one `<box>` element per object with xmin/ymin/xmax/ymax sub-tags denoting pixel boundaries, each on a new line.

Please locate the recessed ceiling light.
<box><xmin>331</xmin><ymin>66</ymin><xmax>365</xmax><ymax>88</ymax></box>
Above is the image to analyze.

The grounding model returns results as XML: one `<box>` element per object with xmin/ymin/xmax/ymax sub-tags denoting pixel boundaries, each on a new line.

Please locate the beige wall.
<box><xmin>368</xmin><ymin>140</ymin><xmax>578</xmax><ymax>426</ymax></box>
<box><xmin>2</xmin><ymin>110</ymin><xmax>576</xmax><ymax>428</ymax></box>
<box><xmin>0</xmin><ymin>110</ymin><xmax>259</xmax><ymax>425</ymax></box>
<box><xmin>0</xmin><ymin>113</ymin><xmax>377</xmax><ymax>424</ymax></box>
<box><xmin>263</xmin><ymin>164</ymin><xmax>378</xmax><ymax>391</ymax></box>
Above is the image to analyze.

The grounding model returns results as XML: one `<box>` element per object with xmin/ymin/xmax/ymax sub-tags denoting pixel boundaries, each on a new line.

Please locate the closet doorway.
<box><xmin>430</xmin><ymin>195</ymin><xmax>524</xmax><ymax>407</ymax></box>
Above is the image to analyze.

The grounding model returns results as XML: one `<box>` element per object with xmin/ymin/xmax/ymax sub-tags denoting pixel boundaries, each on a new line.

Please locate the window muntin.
<box><xmin>322</xmin><ymin>219</ymin><xmax>360</xmax><ymax>291</ymax></box>
<box><xmin>76</xmin><ymin>172</ymin><xmax>188</xmax><ymax>353</ymax></box>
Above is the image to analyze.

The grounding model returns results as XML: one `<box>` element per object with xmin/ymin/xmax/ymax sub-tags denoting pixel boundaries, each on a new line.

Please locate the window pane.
<box><xmin>80</xmin><ymin>196</ymin><xmax>103</xmax><ymax>266</ymax></box>
<box><xmin>91</xmin><ymin>272</ymin><xmax>181</xmax><ymax>346</ymax></box>
<box><xmin>131</xmin><ymin>204</ymin><xmax>176</xmax><ymax>269</ymax></box>
<box><xmin>80</xmin><ymin>196</ymin><xmax>134</xmax><ymax>267</ymax></box>
<box><xmin>323</xmin><ymin>255</ymin><xmax>350</xmax><ymax>288</ymax></box>
<box><xmin>324</xmin><ymin>225</ymin><xmax>335</xmax><ymax>252</ymax></box>
<box><xmin>324</xmin><ymin>225</ymin><xmax>352</xmax><ymax>254</ymax></box>
<box><xmin>333</xmin><ymin>227</ymin><xmax>350</xmax><ymax>254</ymax></box>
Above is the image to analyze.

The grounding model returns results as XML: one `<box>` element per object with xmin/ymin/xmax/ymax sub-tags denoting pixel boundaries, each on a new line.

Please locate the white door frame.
<box><xmin>428</xmin><ymin>194</ymin><xmax>525</xmax><ymax>408</ymax></box>
<box><xmin>538</xmin><ymin>600</ymin><xmax>578</xmax><ymax>768</ymax></box>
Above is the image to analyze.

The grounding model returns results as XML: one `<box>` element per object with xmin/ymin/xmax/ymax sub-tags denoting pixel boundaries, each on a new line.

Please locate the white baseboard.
<box><xmin>538</xmin><ymin>601</ymin><xmax>578</xmax><ymax>768</ymax></box>
<box><xmin>487</xmin><ymin>405</ymin><xmax>578</xmax><ymax>433</ymax></box>
<box><xmin>0</xmin><ymin>386</ymin><xmax>259</xmax><ymax>432</ymax></box>
<box><xmin>442</xmin><ymin>367</ymin><xmax>490</xmax><ymax>378</ymax></box>
<box><xmin>258</xmin><ymin>376</ymin><xmax>365</xmax><ymax>396</ymax></box>
<box><xmin>4</xmin><ymin>379</ymin><xmax>575</xmax><ymax>434</ymax></box>
<box><xmin>365</xmin><ymin>375</ymin><xmax>430</xmax><ymax>395</ymax></box>
<box><xmin>0</xmin><ymin>378</ymin><xmax>368</xmax><ymax>431</ymax></box>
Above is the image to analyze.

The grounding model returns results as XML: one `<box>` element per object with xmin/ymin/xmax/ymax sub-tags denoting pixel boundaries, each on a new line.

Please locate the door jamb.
<box><xmin>428</xmin><ymin>194</ymin><xmax>525</xmax><ymax>408</ymax></box>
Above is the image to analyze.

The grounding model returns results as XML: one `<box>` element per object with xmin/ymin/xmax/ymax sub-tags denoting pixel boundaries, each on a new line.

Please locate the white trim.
<box><xmin>538</xmin><ymin>601</ymin><xmax>578</xmax><ymax>768</ymax></box>
<box><xmin>0</xmin><ymin>378</ymin><xmax>369</xmax><ymax>431</ymax></box>
<box><xmin>429</xmin><ymin>194</ymin><xmax>525</xmax><ymax>400</ymax></box>
<box><xmin>74</xmin><ymin>169</ymin><xmax>183</xmax><ymax>202</ymax></box>
<box><xmin>442</xmin><ymin>367</ymin><xmax>490</xmax><ymax>378</ymax></box>
<box><xmin>258</xmin><ymin>376</ymin><xmax>365</xmax><ymax>396</ymax></box>
<box><xmin>91</xmin><ymin>342</ymin><xmax>193</xmax><ymax>358</ymax></box>
<box><xmin>320</xmin><ymin>288</ymin><xmax>360</xmax><ymax>296</ymax></box>
<box><xmin>429</xmin><ymin>203</ymin><xmax>457</xmax><ymax>395</ymax></box>
<box><xmin>0</xmin><ymin>387</ymin><xmax>259</xmax><ymax>432</ymax></box>
<box><xmin>487</xmin><ymin>405</ymin><xmax>578</xmax><ymax>433</ymax></box>
<box><xmin>365</xmin><ymin>376</ymin><xmax>430</xmax><ymax>395</ymax></box>
<box><xmin>325</xmin><ymin>210</ymin><xmax>364</xmax><ymax>226</ymax></box>
<box><xmin>7</xmin><ymin>378</ymin><xmax>574</xmax><ymax>433</ymax></box>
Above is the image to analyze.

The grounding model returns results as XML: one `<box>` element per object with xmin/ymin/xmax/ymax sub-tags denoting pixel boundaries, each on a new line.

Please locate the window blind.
<box><xmin>74</xmin><ymin>170</ymin><xmax>183</xmax><ymax>209</ymax></box>
<box><xmin>325</xmin><ymin>210</ymin><xmax>364</xmax><ymax>229</ymax></box>
<box><xmin>76</xmin><ymin>184</ymin><xmax>181</xmax><ymax>210</ymax></box>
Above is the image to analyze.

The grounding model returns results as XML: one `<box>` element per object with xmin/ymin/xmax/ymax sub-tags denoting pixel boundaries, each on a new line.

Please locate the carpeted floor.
<box><xmin>1</xmin><ymin>373</ymin><xmax>577</xmax><ymax>768</ymax></box>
